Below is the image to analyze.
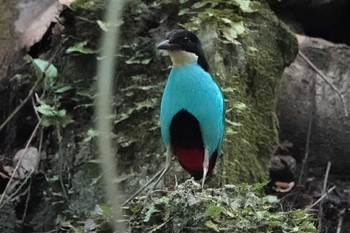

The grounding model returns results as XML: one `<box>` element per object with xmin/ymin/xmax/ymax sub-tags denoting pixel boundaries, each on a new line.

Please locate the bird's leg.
<box><xmin>143</xmin><ymin>146</ymin><xmax>172</xmax><ymax>205</ymax></box>
<box><xmin>151</xmin><ymin>145</ymin><xmax>173</xmax><ymax>189</ymax></box>
<box><xmin>202</xmin><ymin>148</ymin><xmax>210</xmax><ymax>188</ymax></box>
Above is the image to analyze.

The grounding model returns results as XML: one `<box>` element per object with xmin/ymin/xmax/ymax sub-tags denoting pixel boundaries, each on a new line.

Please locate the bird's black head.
<box><xmin>157</xmin><ymin>29</ymin><xmax>209</xmax><ymax>72</ymax></box>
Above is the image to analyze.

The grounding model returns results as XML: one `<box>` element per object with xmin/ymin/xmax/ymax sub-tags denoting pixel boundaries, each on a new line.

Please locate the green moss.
<box><xmin>129</xmin><ymin>180</ymin><xmax>316</xmax><ymax>233</ymax></box>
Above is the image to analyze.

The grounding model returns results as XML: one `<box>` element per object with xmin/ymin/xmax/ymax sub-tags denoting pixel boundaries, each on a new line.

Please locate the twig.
<box><xmin>5</xmin><ymin>171</ymin><xmax>32</xmax><ymax>206</ymax></box>
<box><xmin>317</xmin><ymin>162</ymin><xmax>332</xmax><ymax>232</ymax></box>
<box><xmin>307</xmin><ymin>186</ymin><xmax>336</xmax><ymax>210</ymax></box>
<box><xmin>21</xmin><ymin>177</ymin><xmax>32</xmax><ymax>223</ymax></box>
<box><xmin>31</xmin><ymin>96</ymin><xmax>42</xmax><ymax>121</ymax></box>
<box><xmin>298</xmin><ymin>59</ymin><xmax>316</xmax><ymax>185</ymax></box>
<box><xmin>0</xmin><ymin>119</ymin><xmax>41</xmax><ymax>208</ymax></box>
<box><xmin>142</xmin><ymin>163</ymin><xmax>172</xmax><ymax>207</ymax></box>
<box><xmin>336</xmin><ymin>209</ymin><xmax>345</xmax><ymax>233</ymax></box>
<box><xmin>122</xmin><ymin>167</ymin><xmax>165</xmax><ymax>206</ymax></box>
<box><xmin>322</xmin><ymin>162</ymin><xmax>332</xmax><ymax>193</ymax></box>
<box><xmin>38</xmin><ymin>128</ymin><xmax>43</xmax><ymax>166</ymax></box>
<box><xmin>0</xmin><ymin>44</ymin><xmax>62</xmax><ymax>132</ymax></box>
<box><xmin>0</xmin><ymin>79</ymin><xmax>42</xmax><ymax>132</ymax></box>
<box><xmin>56</xmin><ymin>125</ymin><xmax>68</xmax><ymax>200</ymax></box>
<box><xmin>298</xmin><ymin>51</ymin><xmax>348</xmax><ymax>117</ymax></box>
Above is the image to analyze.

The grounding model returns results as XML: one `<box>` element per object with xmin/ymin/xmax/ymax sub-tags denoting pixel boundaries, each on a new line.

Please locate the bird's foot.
<box><xmin>201</xmin><ymin>167</ymin><xmax>208</xmax><ymax>189</ymax></box>
<box><xmin>142</xmin><ymin>166</ymin><xmax>169</xmax><ymax>207</ymax></box>
<box><xmin>201</xmin><ymin>148</ymin><xmax>209</xmax><ymax>189</ymax></box>
<box><xmin>142</xmin><ymin>146</ymin><xmax>173</xmax><ymax>206</ymax></box>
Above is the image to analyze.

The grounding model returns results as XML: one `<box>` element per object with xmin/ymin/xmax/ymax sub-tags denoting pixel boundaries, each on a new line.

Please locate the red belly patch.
<box><xmin>174</xmin><ymin>147</ymin><xmax>204</xmax><ymax>173</ymax></box>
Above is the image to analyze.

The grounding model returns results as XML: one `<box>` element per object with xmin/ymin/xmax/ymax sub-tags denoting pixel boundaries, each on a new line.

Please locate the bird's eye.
<box><xmin>182</xmin><ymin>37</ymin><xmax>189</xmax><ymax>42</ymax></box>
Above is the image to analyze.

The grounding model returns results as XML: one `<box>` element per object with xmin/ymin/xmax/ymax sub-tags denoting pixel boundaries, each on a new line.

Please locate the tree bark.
<box><xmin>0</xmin><ymin>0</ymin><xmax>17</xmax><ymax>83</ymax></box>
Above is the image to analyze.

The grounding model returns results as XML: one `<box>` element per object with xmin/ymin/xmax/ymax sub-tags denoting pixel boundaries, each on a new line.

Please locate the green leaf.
<box><xmin>32</xmin><ymin>59</ymin><xmax>58</xmax><ymax>79</ymax></box>
<box><xmin>205</xmin><ymin>205</ymin><xmax>222</xmax><ymax>218</ymax></box>
<box><xmin>141</xmin><ymin>58</ymin><xmax>152</xmax><ymax>64</ymax></box>
<box><xmin>66</xmin><ymin>41</ymin><xmax>97</xmax><ymax>54</ymax></box>
<box><xmin>96</xmin><ymin>19</ymin><xmax>123</xmax><ymax>32</ymax></box>
<box><xmin>222</xmin><ymin>21</ymin><xmax>245</xmax><ymax>43</ymax></box>
<box><xmin>225</xmin><ymin>127</ymin><xmax>238</xmax><ymax>136</ymax></box>
<box><xmin>222</xmin><ymin>87</ymin><xmax>238</xmax><ymax>93</ymax></box>
<box><xmin>233</xmin><ymin>102</ymin><xmax>247</xmax><ymax>111</ymax></box>
<box><xmin>36</xmin><ymin>104</ymin><xmax>57</xmax><ymax>116</ymax></box>
<box><xmin>225</xmin><ymin>119</ymin><xmax>243</xmax><ymax>127</ymax></box>
<box><xmin>253</xmin><ymin>180</ymin><xmax>269</xmax><ymax>191</ymax></box>
<box><xmin>55</xmin><ymin>85</ymin><xmax>73</xmax><ymax>93</ymax></box>
<box><xmin>130</xmin><ymin>203</ymin><xmax>142</xmax><ymax>214</ymax></box>
<box><xmin>205</xmin><ymin>220</ymin><xmax>219</xmax><ymax>232</ymax></box>
<box><xmin>36</xmin><ymin>104</ymin><xmax>73</xmax><ymax>127</ymax></box>
<box><xmin>87</xmin><ymin>159</ymin><xmax>101</xmax><ymax>164</ymax></box>
<box><xmin>96</xmin><ymin>20</ymin><xmax>109</xmax><ymax>32</ymax></box>
<box><xmin>144</xmin><ymin>204</ymin><xmax>157</xmax><ymax>222</ymax></box>
<box><xmin>178</xmin><ymin>8</ymin><xmax>189</xmax><ymax>16</ymax></box>
<box><xmin>57</xmin><ymin>109</ymin><xmax>67</xmax><ymax>118</ymax></box>
<box><xmin>125</xmin><ymin>56</ymin><xmax>152</xmax><ymax>65</ymax></box>
<box><xmin>221</xmin><ymin>18</ymin><xmax>233</xmax><ymax>24</ymax></box>
<box><xmin>135</xmin><ymin>99</ymin><xmax>155</xmax><ymax>110</ymax></box>
<box><xmin>90</xmin><ymin>175</ymin><xmax>101</xmax><ymax>185</ymax></box>
<box><xmin>192</xmin><ymin>1</ymin><xmax>210</xmax><ymax>9</ymax></box>
<box><xmin>265</xmin><ymin>195</ymin><xmax>279</xmax><ymax>204</ymax></box>
<box><xmin>48</xmin><ymin>175</ymin><xmax>59</xmax><ymax>182</ymax></box>
<box><xmin>83</xmin><ymin>129</ymin><xmax>100</xmax><ymax>142</ymax></box>
<box><xmin>154</xmin><ymin>196</ymin><xmax>170</xmax><ymax>205</ymax></box>
<box><xmin>60</xmin><ymin>221</ymin><xmax>72</xmax><ymax>228</ymax></box>
<box><xmin>98</xmin><ymin>204</ymin><xmax>112</xmax><ymax>217</ymax></box>
<box><xmin>233</xmin><ymin>0</ymin><xmax>255</xmax><ymax>13</ymax></box>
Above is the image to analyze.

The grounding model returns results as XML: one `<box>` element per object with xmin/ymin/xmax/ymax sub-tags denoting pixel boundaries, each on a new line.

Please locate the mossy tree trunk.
<box><xmin>0</xmin><ymin>0</ymin><xmax>16</xmax><ymax>82</ymax></box>
<box><xmin>114</xmin><ymin>0</ymin><xmax>298</xmax><ymax>187</ymax></box>
<box><xmin>196</xmin><ymin>6</ymin><xmax>299</xmax><ymax>184</ymax></box>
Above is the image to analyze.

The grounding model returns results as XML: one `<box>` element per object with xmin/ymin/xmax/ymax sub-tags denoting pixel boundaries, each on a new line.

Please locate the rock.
<box><xmin>277</xmin><ymin>34</ymin><xmax>350</xmax><ymax>174</ymax></box>
<box><xmin>13</xmin><ymin>146</ymin><xmax>40</xmax><ymax>178</ymax></box>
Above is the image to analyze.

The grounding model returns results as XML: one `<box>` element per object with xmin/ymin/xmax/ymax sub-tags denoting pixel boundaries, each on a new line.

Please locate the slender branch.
<box><xmin>56</xmin><ymin>125</ymin><xmax>68</xmax><ymax>200</ymax></box>
<box><xmin>0</xmin><ymin>79</ymin><xmax>42</xmax><ymax>132</ymax></box>
<box><xmin>336</xmin><ymin>209</ymin><xmax>345</xmax><ymax>233</ymax></box>
<box><xmin>322</xmin><ymin>162</ymin><xmax>332</xmax><ymax>194</ymax></box>
<box><xmin>95</xmin><ymin>0</ymin><xmax>126</xmax><ymax>231</ymax></box>
<box><xmin>307</xmin><ymin>186</ymin><xmax>336</xmax><ymax>210</ymax></box>
<box><xmin>8</xmin><ymin>174</ymin><xmax>31</xmax><ymax>199</ymax></box>
<box><xmin>21</xmin><ymin>177</ymin><xmax>32</xmax><ymax>223</ymax></box>
<box><xmin>0</xmin><ymin>170</ymin><xmax>32</xmax><ymax>209</ymax></box>
<box><xmin>31</xmin><ymin>96</ymin><xmax>42</xmax><ymax>121</ymax></box>
<box><xmin>0</xmin><ymin>119</ymin><xmax>41</xmax><ymax>207</ymax></box>
<box><xmin>298</xmin><ymin>60</ymin><xmax>316</xmax><ymax>185</ymax></box>
<box><xmin>298</xmin><ymin>51</ymin><xmax>348</xmax><ymax>117</ymax></box>
<box><xmin>122</xmin><ymin>167</ymin><xmax>165</xmax><ymax>206</ymax></box>
<box><xmin>317</xmin><ymin>162</ymin><xmax>332</xmax><ymax>232</ymax></box>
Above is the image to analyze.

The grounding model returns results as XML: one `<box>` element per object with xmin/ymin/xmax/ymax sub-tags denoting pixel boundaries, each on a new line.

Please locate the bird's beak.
<box><xmin>157</xmin><ymin>40</ymin><xmax>180</xmax><ymax>50</ymax></box>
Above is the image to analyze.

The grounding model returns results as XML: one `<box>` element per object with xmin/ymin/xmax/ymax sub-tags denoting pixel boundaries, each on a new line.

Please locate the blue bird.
<box><xmin>157</xmin><ymin>29</ymin><xmax>224</xmax><ymax>187</ymax></box>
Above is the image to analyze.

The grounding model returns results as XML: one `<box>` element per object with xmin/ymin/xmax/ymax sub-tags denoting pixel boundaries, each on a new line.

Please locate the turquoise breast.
<box><xmin>160</xmin><ymin>61</ymin><xmax>224</xmax><ymax>157</ymax></box>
